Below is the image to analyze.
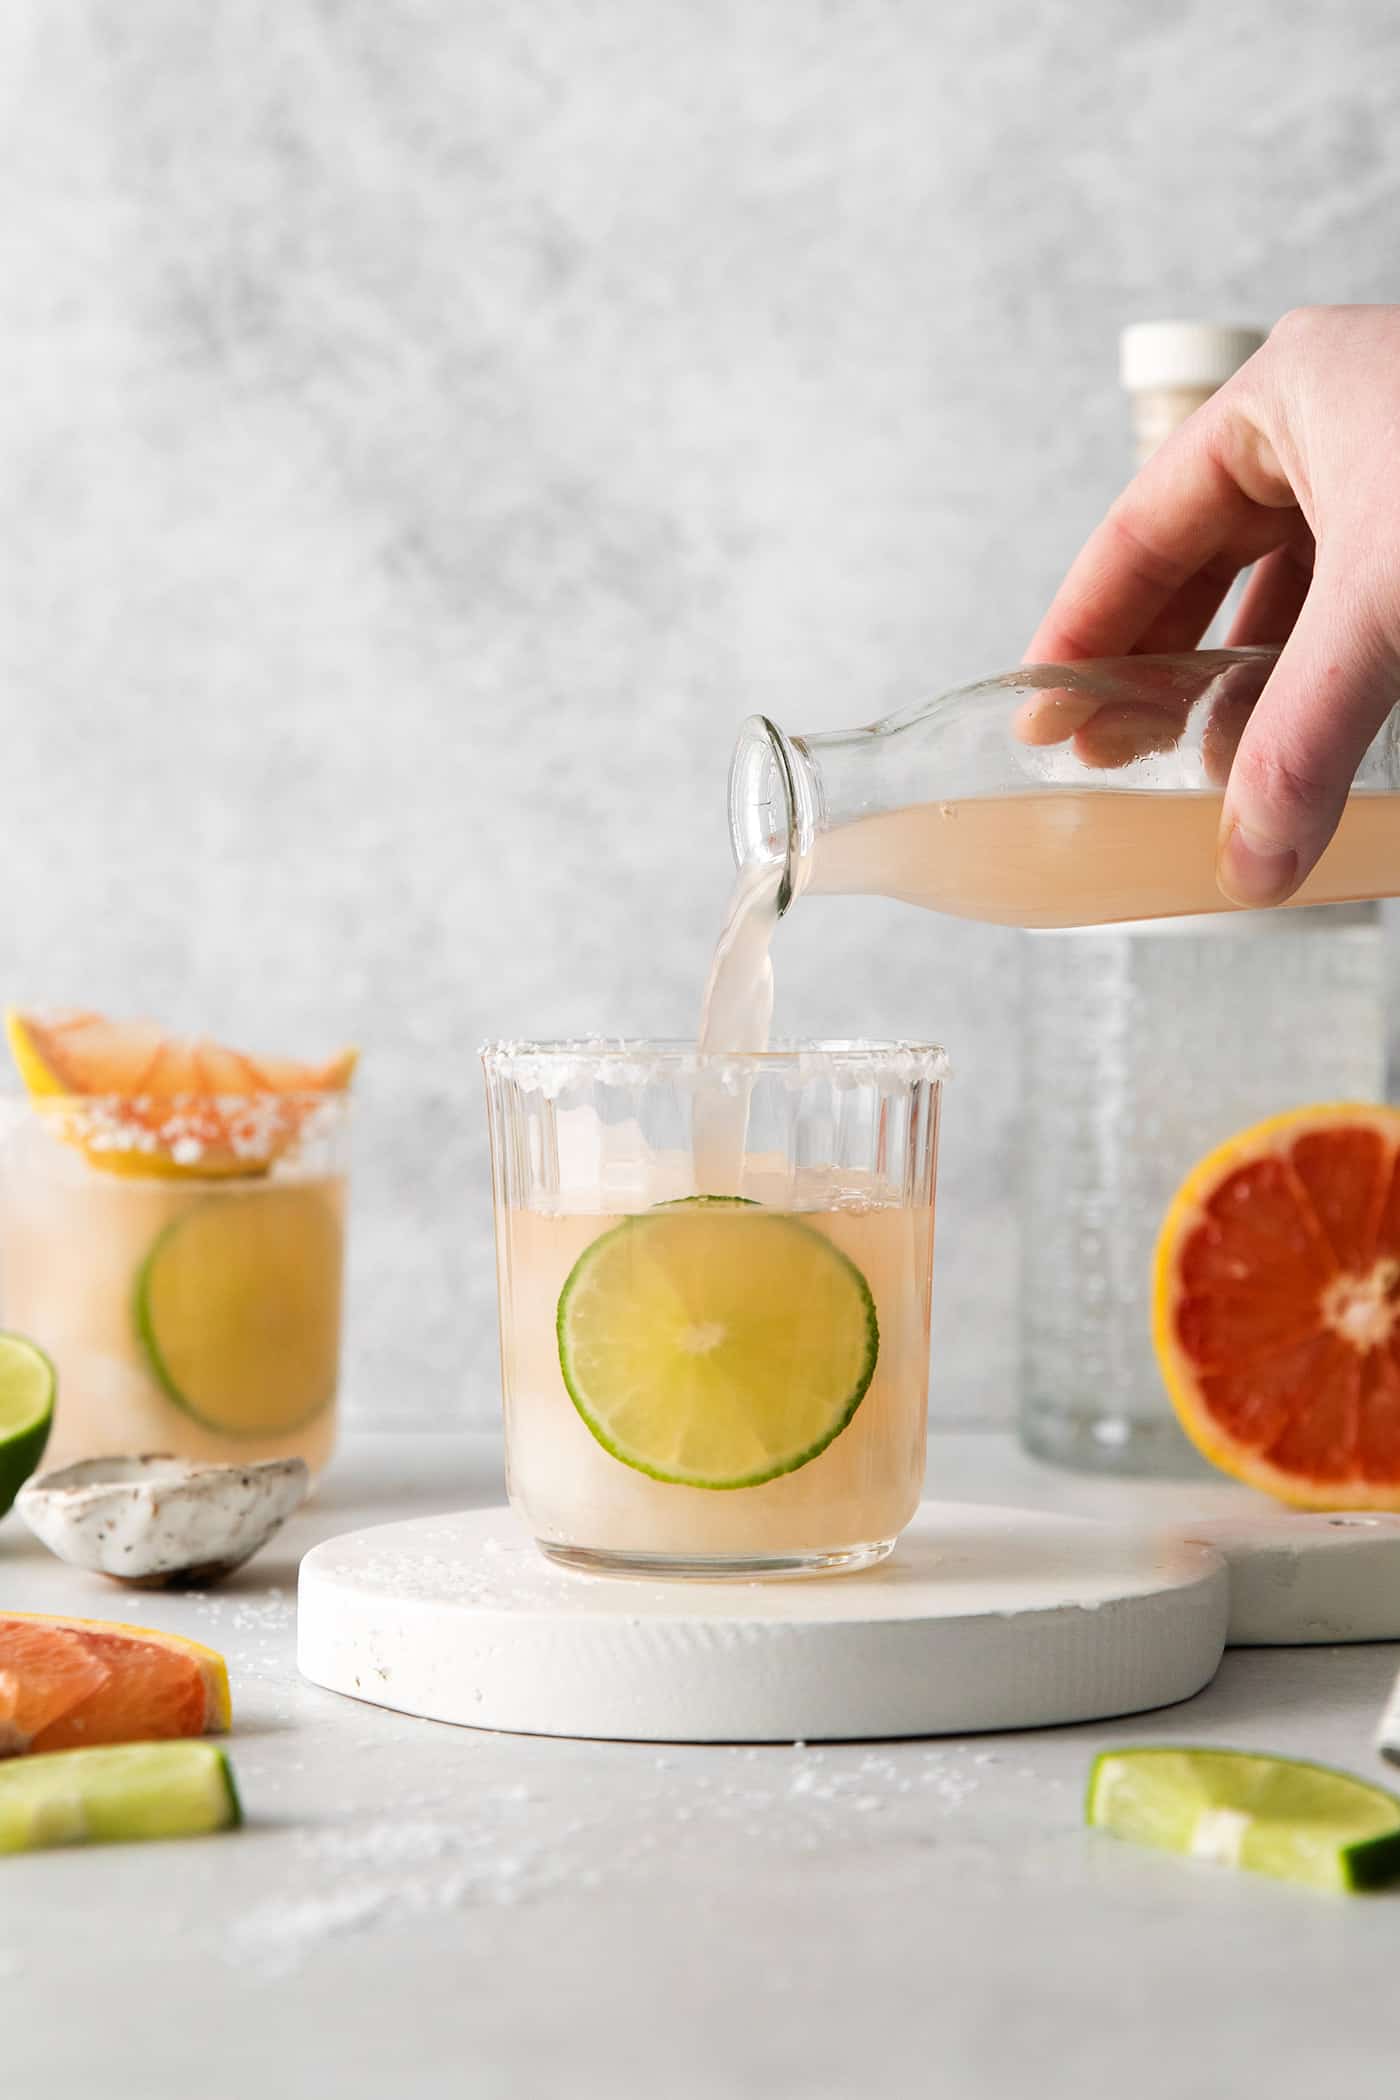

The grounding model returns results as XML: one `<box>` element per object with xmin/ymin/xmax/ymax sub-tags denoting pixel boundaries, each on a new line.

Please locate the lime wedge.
<box><xmin>1087</xmin><ymin>1748</ymin><xmax>1400</xmax><ymax>1893</ymax></box>
<box><xmin>557</xmin><ymin>1205</ymin><xmax>878</xmax><ymax>1489</ymax></box>
<box><xmin>0</xmin><ymin>1741</ymin><xmax>241</xmax><ymax>1854</ymax></box>
<box><xmin>135</xmin><ymin>1184</ymin><xmax>343</xmax><ymax>1436</ymax></box>
<box><xmin>0</xmin><ymin>1334</ymin><xmax>55</xmax><ymax>1520</ymax></box>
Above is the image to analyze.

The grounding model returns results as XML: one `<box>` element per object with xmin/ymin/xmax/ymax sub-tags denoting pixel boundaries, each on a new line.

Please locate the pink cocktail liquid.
<box><xmin>802</xmin><ymin>789</ymin><xmax>1400</xmax><ymax>930</ymax></box>
<box><xmin>500</xmin><ymin>1171</ymin><xmax>932</xmax><ymax>1569</ymax></box>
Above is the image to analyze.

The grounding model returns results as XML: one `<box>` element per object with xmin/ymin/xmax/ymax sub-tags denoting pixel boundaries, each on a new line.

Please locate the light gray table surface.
<box><xmin>4</xmin><ymin>1431</ymin><xmax>1399</xmax><ymax>2100</ymax></box>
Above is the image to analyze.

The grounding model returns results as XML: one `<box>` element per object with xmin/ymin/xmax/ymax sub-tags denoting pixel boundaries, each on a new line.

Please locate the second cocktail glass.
<box><xmin>0</xmin><ymin>1090</ymin><xmax>350</xmax><ymax>1474</ymax></box>
<box><xmin>482</xmin><ymin>1039</ymin><xmax>945</xmax><ymax>1578</ymax></box>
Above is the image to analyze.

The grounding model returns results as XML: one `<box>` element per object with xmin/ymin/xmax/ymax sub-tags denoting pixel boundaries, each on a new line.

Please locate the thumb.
<box><xmin>1217</xmin><ymin>572</ymin><xmax>1400</xmax><ymax>907</ymax></box>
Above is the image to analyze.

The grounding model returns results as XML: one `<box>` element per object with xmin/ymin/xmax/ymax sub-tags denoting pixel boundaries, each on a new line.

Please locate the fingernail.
<box><xmin>1217</xmin><ymin>821</ymin><xmax>1299</xmax><ymax>908</ymax></box>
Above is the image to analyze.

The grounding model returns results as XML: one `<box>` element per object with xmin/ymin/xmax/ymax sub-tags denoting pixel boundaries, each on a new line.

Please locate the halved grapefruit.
<box><xmin>5</xmin><ymin>1009</ymin><xmax>356</xmax><ymax>1178</ymax></box>
<box><xmin>0</xmin><ymin>1611</ymin><xmax>230</xmax><ymax>1757</ymax></box>
<box><xmin>1155</xmin><ymin>1104</ymin><xmax>1400</xmax><ymax>1508</ymax></box>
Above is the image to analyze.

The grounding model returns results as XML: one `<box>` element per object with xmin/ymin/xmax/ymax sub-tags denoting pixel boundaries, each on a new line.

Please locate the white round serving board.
<box><xmin>1184</xmin><ymin>1510</ymin><xmax>1400</xmax><ymax>1645</ymax></box>
<box><xmin>297</xmin><ymin>1502</ymin><xmax>1228</xmax><ymax>1743</ymax></box>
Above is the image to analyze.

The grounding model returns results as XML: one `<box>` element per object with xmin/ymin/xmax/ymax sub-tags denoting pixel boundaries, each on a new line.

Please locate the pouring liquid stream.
<box><xmin>693</xmin><ymin>860</ymin><xmax>783</xmax><ymax>1193</ymax></box>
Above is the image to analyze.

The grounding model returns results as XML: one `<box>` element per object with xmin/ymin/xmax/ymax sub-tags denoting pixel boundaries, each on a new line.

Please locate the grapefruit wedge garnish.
<box><xmin>5</xmin><ymin>1009</ymin><xmax>356</xmax><ymax>1178</ymax></box>
<box><xmin>1155</xmin><ymin>1104</ymin><xmax>1400</xmax><ymax>1508</ymax></box>
<box><xmin>0</xmin><ymin>1612</ymin><xmax>230</xmax><ymax>1757</ymax></box>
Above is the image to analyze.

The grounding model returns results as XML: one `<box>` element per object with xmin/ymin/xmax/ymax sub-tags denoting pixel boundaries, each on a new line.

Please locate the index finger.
<box><xmin>1025</xmin><ymin>410</ymin><xmax>1297</xmax><ymax>664</ymax></box>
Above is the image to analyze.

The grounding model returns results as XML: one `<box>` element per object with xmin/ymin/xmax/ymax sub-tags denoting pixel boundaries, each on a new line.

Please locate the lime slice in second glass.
<box><xmin>1087</xmin><ymin>1748</ymin><xmax>1400</xmax><ymax>1893</ymax></box>
<box><xmin>556</xmin><ymin>1205</ymin><xmax>878</xmax><ymax>1489</ymax></box>
<box><xmin>0</xmin><ymin>1333</ymin><xmax>55</xmax><ymax>1519</ymax></box>
<box><xmin>135</xmin><ymin>1184</ymin><xmax>343</xmax><ymax>1436</ymax></box>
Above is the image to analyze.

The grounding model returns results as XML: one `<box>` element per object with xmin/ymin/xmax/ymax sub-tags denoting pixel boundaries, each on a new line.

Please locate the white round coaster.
<box><xmin>1185</xmin><ymin>1511</ymin><xmax>1400</xmax><ymax>1646</ymax></box>
<box><xmin>297</xmin><ymin>1503</ymin><xmax>1228</xmax><ymax>1742</ymax></box>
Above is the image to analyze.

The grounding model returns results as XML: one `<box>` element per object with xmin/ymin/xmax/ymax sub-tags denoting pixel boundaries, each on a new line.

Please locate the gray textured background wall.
<box><xmin>2</xmin><ymin>3</ymin><xmax>1397</xmax><ymax>1430</ymax></box>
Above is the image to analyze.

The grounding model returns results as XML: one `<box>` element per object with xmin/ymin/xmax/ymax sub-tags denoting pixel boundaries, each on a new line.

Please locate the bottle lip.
<box><xmin>728</xmin><ymin>714</ymin><xmax>812</xmax><ymax>916</ymax></box>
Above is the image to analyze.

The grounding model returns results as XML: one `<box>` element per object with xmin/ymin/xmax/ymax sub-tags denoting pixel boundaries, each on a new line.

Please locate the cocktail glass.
<box><xmin>481</xmin><ymin>1039</ymin><xmax>945</xmax><ymax>1578</ymax></box>
<box><xmin>0</xmin><ymin>1092</ymin><xmax>350</xmax><ymax>1472</ymax></box>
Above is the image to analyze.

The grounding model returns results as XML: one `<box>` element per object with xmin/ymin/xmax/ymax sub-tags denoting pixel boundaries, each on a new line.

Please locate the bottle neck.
<box><xmin>1128</xmin><ymin>384</ymin><xmax>1215</xmax><ymax>465</ymax></box>
<box><xmin>729</xmin><ymin>713</ymin><xmax>898</xmax><ymax>913</ymax></box>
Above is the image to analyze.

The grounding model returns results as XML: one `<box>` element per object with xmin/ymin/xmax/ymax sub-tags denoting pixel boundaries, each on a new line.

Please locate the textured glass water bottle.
<box><xmin>1018</xmin><ymin>321</ymin><xmax>1387</xmax><ymax>1475</ymax></box>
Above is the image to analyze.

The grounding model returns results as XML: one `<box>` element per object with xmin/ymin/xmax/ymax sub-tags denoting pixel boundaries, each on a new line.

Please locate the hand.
<box><xmin>1013</xmin><ymin>649</ymin><xmax>1270</xmax><ymax>783</ymax></box>
<box><xmin>1024</xmin><ymin>306</ymin><xmax>1400</xmax><ymax>906</ymax></box>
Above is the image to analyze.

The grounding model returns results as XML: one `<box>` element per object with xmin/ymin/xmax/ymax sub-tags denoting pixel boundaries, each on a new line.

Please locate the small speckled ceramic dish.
<box><xmin>16</xmin><ymin>1453</ymin><xmax>310</xmax><ymax>1587</ymax></box>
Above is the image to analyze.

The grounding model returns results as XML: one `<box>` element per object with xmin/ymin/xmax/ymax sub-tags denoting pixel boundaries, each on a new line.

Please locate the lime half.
<box><xmin>557</xmin><ymin>1204</ymin><xmax>878</xmax><ymax>1489</ymax></box>
<box><xmin>0</xmin><ymin>1334</ymin><xmax>55</xmax><ymax>1519</ymax></box>
<box><xmin>136</xmin><ymin>1184</ymin><xmax>343</xmax><ymax>1437</ymax></box>
<box><xmin>1087</xmin><ymin>1748</ymin><xmax>1400</xmax><ymax>1894</ymax></box>
<box><xmin>0</xmin><ymin>1741</ymin><xmax>241</xmax><ymax>1854</ymax></box>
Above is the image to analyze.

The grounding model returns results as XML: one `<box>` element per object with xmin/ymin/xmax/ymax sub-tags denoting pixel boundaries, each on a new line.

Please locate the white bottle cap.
<box><xmin>1119</xmin><ymin>320</ymin><xmax>1266</xmax><ymax>394</ymax></box>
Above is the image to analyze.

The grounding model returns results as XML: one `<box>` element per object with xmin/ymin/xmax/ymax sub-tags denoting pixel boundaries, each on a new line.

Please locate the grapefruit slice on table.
<box><xmin>5</xmin><ymin>1009</ymin><xmax>356</xmax><ymax>1178</ymax></box>
<box><xmin>0</xmin><ymin>1612</ymin><xmax>230</xmax><ymax>1757</ymax></box>
<box><xmin>1155</xmin><ymin>1103</ymin><xmax>1400</xmax><ymax>1508</ymax></box>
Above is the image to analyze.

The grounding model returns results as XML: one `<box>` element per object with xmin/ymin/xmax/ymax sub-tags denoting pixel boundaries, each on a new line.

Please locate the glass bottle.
<box><xmin>727</xmin><ymin>648</ymin><xmax>1400</xmax><ymax>929</ymax></box>
<box><xmin>1120</xmin><ymin>320</ymin><xmax>1265</xmax><ymax>474</ymax></box>
<box><xmin>1018</xmin><ymin>900</ymin><xmax>1383</xmax><ymax>1472</ymax></box>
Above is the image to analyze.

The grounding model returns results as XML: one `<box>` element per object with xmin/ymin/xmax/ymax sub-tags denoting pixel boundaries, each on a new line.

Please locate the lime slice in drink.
<box><xmin>135</xmin><ymin>1185</ymin><xmax>343</xmax><ymax>1436</ymax></box>
<box><xmin>0</xmin><ymin>1741</ymin><xmax>241</xmax><ymax>1854</ymax></box>
<box><xmin>557</xmin><ymin>1203</ymin><xmax>878</xmax><ymax>1489</ymax></box>
<box><xmin>0</xmin><ymin>1334</ymin><xmax>55</xmax><ymax>1520</ymax></box>
<box><xmin>1087</xmin><ymin>1748</ymin><xmax>1400</xmax><ymax>1893</ymax></box>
